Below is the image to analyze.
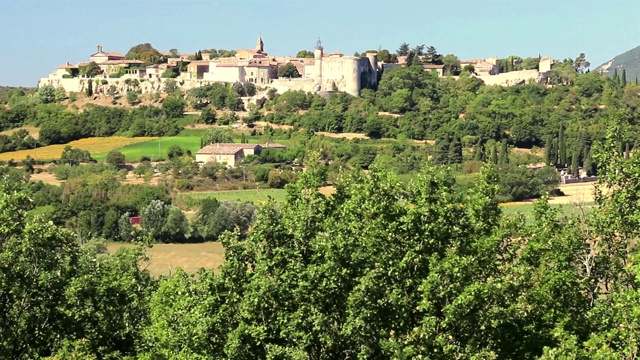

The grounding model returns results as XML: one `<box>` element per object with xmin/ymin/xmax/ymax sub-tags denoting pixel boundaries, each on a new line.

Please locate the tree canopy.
<box><xmin>126</xmin><ymin>43</ymin><xmax>164</xmax><ymax>65</ymax></box>
<box><xmin>277</xmin><ymin>63</ymin><xmax>301</xmax><ymax>78</ymax></box>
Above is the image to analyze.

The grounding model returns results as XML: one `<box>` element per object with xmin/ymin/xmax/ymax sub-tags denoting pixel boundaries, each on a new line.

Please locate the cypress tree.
<box><xmin>613</xmin><ymin>68</ymin><xmax>619</xmax><ymax>85</ymax></box>
<box><xmin>86</xmin><ymin>79</ymin><xmax>93</xmax><ymax>97</ymax></box>
<box><xmin>499</xmin><ymin>139</ymin><xmax>509</xmax><ymax>164</ymax></box>
<box><xmin>558</xmin><ymin>124</ymin><xmax>566</xmax><ymax>166</ymax></box>
<box><xmin>490</xmin><ymin>143</ymin><xmax>498</xmax><ymax>165</ymax></box>
<box><xmin>241</xmin><ymin>133</ymin><xmax>247</xmax><ymax>144</ymax></box>
<box><xmin>544</xmin><ymin>135</ymin><xmax>552</xmax><ymax>166</ymax></box>
<box><xmin>571</xmin><ymin>150</ymin><xmax>579</xmax><ymax>177</ymax></box>
<box><xmin>433</xmin><ymin>136</ymin><xmax>450</xmax><ymax>164</ymax></box>
<box><xmin>474</xmin><ymin>138</ymin><xmax>484</xmax><ymax>162</ymax></box>
<box><xmin>622</xmin><ymin>69</ymin><xmax>627</xmax><ymax>86</ymax></box>
<box><xmin>448</xmin><ymin>136</ymin><xmax>463</xmax><ymax>164</ymax></box>
<box><xmin>625</xmin><ymin>142</ymin><xmax>631</xmax><ymax>159</ymax></box>
<box><xmin>552</xmin><ymin>138</ymin><xmax>559</xmax><ymax>165</ymax></box>
<box><xmin>636</xmin><ymin>77</ymin><xmax>639</xmax><ymax>86</ymax></box>
<box><xmin>584</xmin><ymin>146</ymin><xmax>597</xmax><ymax>176</ymax></box>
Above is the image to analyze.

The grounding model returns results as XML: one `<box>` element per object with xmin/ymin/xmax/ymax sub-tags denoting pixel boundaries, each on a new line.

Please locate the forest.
<box><xmin>2</xmin><ymin>128</ymin><xmax>640</xmax><ymax>358</ymax></box>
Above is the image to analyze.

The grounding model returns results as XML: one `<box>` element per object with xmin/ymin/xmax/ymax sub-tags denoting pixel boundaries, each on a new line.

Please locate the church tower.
<box><xmin>256</xmin><ymin>36</ymin><xmax>264</xmax><ymax>52</ymax></box>
<box><xmin>314</xmin><ymin>38</ymin><xmax>323</xmax><ymax>91</ymax></box>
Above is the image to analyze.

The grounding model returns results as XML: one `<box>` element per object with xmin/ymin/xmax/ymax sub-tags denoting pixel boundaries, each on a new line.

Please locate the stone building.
<box><xmin>195</xmin><ymin>142</ymin><xmax>286</xmax><ymax>167</ymax></box>
<box><xmin>204</xmin><ymin>37</ymin><xmax>379</xmax><ymax>96</ymax></box>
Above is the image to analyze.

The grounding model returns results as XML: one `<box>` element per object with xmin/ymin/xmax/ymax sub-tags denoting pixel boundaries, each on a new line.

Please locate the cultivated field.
<box><xmin>93</xmin><ymin>136</ymin><xmax>202</xmax><ymax>162</ymax></box>
<box><xmin>0</xmin><ymin>137</ymin><xmax>156</xmax><ymax>161</ymax></box>
<box><xmin>176</xmin><ymin>188</ymin><xmax>287</xmax><ymax>209</ymax></box>
<box><xmin>0</xmin><ymin>125</ymin><xmax>40</xmax><ymax>139</ymax></box>
<box><xmin>107</xmin><ymin>242</ymin><xmax>225</xmax><ymax>277</ymax></box>
<box><xmin>549</xmin><ymin>182</ymin><xmax>596</xmax><ymax>204</ymax></box>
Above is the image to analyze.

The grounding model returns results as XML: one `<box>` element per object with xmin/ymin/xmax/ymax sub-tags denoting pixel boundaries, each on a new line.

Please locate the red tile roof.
<box><xmin>91</xmin><ymin>51</ymin><xmax>126</xmax><ymax>58</ymax></box>
<box><xmin>197</xmin><ymin>143</ymin><xmax>258</xmax><ymax>155</ymax></box>
<box><xmin>101</xmin><ymin>59</ymin><xmax>144</xmax><ymax>65</ymax></box>
<box><xmin>57</xmin><ymin>63</ymin><xmax>78</xmax><ymax>69</ymax></box>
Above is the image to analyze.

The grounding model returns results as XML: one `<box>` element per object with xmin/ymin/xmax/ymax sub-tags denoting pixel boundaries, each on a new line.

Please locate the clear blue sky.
<box><xmin>0</xmin><ymin>0</ymin><xmax>638</xmax><ymax>87</ymax></box>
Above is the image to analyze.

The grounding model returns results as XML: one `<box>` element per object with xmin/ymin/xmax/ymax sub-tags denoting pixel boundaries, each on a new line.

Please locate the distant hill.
<box><xmin>595</xmin><ymin>45</ymin><xmax>640</xmax><ymax>82</ymax></box>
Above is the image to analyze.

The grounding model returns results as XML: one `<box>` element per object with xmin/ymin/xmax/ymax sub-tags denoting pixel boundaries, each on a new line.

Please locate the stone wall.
<box><xmin>38</xmin><ymin>76</ymin><xmax>212</xmax><ymax>95</ymax></box>
<box><xmin>269</xmin><ymin>78</ymin><xmax>316</xmax><ymax>93</ymax></box>
<box><xmin>474</xmin><ymin>69</ymin><xmax>545</xmax><ymax>86</ymax></box>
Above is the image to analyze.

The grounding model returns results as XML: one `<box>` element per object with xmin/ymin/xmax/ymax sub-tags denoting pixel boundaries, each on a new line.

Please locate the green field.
<box><xmin>500</xmin><ymin>202</ymin><xmax>593</xmax><ymax>222</ymax></box>
<box><xmin>93</xmin><ymin>137</ymin><xmax>203</xmax><ymax>162</ymax></box>
<box><xmin>176</xmin><ymin>188</ymin><xmax>288</xmax><ymax>209</ymax></box>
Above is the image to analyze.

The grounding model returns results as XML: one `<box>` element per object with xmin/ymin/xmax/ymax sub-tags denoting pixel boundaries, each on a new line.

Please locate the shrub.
<box><xmin>105</xmin><ymin>150</ymin><xmax>126</xmax><ymax>166</ymax></box>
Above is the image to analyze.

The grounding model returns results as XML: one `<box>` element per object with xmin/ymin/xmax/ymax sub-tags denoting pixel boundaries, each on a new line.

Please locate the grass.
<box><xmin>107</xmin><ymin>242</ymin><xmax>225</xmax><ymax>277</ymax></box>
<box><xmin>93</xmin><ymin>136</ymin><xmax>203</xmax><ymax>162</ymax></box>
<box><xmin>176</xmin><ymin>188</ymin><xmax>287</xmax><ymax>209</ymax></box>
<box><xmin>500</xmin><ymin>201</ymin><xmax>593</xmax><ymax>222</ymax></box>
<box><xmin>0</xmin><ymin>137</ymin><xmax>156</xmax><ymax>162</ymax></box>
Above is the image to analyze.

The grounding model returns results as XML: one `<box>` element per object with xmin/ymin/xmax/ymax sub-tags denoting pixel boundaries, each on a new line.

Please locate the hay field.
<box><xmin>0</xmin><ymin>137</ymin><xmax>156</xmax><ymax>161</ymax></box>
<box><xmin>107</xmin><ymin>242</ymin><xmax>225</xmax><ymax>277</ymax></box>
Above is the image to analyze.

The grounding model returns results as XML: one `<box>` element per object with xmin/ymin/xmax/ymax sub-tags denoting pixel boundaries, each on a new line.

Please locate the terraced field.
<box><xmin>0</xmin><ymin>136</ymin><xmax>156</xmax><ymax>161</ymax></box>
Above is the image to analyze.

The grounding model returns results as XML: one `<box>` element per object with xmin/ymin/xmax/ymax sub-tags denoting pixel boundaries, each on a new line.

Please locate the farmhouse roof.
<box><xmin>196</xmin><ymin>143</ymin><xmax>258</xmax><ymax>155</ymax></box>
<box><xmin>260</xmin><ymin>143</ymin><xmax>287</xmax><ymax>149</ymax></box>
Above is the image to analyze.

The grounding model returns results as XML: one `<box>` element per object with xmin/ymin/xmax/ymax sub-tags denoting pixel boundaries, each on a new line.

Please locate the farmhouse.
<box><xmin>196</xmin><ymin>142</ymin><xmax>287</xmax><ymax>167</ymax></box>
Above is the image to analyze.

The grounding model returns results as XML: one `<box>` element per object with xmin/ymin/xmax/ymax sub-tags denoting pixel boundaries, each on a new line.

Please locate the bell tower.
<box><xmin>256</xmin><ymin>35</ymin><xmax>264</xmax><ymax>52</ymax></box>
<box><xmin>314</xmin><ymin>38</ymin><xmax>324</xmax><ymax>91</ymax></box>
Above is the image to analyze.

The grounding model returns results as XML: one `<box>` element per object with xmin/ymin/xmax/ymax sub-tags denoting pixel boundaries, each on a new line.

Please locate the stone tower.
<box><xmin>256</xmin><ymin>36</ymin><xmax>264</xmax><ymax>52</ymax></box>
<box><xmin>314</xmin><ymin>38</ymin><xmax>323</xmax><ymax>91</ymax></box>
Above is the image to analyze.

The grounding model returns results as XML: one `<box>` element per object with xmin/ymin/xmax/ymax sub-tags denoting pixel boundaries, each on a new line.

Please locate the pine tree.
<box><xmin>558</xmin><ymin>123</ymin><xmax>566</xmax><ymax>166</ymax></box>
<box><xmin>622</xmin><ymin>69</ymin><xmax>627</xmax><ymax>86</ymax></box>
<box><xmin>448</xmin><ymin>137</ymin><xmax>463</xmax><ymax>164</ymax></box>
<box><xmin>474</xmin><ymin>138</ymin><xmax>484</xmax><ymax>162</ymax></box>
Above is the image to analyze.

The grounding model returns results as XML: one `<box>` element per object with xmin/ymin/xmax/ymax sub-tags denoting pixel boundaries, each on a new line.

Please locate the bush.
<box><xmin>126</xmin><ymin>91</ymin><xmax>139</xmax><ymax>105</ymax></box>
<box><xmin>462</xmin><ymin>160</ymin><xmax>484</xmax><ymax>174</ymax></box>
<box><xmin>105</xmin><ymin>150</ymin><xmax>126</xmax><ymax>166</ymax></box>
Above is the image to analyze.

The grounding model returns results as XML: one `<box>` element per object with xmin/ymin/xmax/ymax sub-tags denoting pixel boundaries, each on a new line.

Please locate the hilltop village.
<box><xmin>39</xmin><ymin>37</ymin><xmax>558</xmax><ymax>99</ymax></box>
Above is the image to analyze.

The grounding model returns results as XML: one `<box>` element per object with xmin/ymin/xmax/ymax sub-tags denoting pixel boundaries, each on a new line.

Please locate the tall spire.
<box><xmin>256</xmin><ymin>35</ymin><xmax>264</xmax><ymax>52</ymax></box>
<box><xmin>315</xmin><ymin>37</ymin><xmax>323</xmax><ymax>50</ymax></box>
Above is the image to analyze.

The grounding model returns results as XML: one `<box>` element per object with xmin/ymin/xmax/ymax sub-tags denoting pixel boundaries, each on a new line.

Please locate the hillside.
<box><xmin>595</xmin><ymin>45</ymin><xmax>640</xmax><ymax>81</ymax></box>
